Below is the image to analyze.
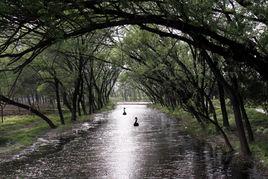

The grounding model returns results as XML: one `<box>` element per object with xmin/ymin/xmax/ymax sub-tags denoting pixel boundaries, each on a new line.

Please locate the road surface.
<box><xmin>0</xmin><ymin>103</ymin><xmax>263</xmax><ymax>178</ymax></box>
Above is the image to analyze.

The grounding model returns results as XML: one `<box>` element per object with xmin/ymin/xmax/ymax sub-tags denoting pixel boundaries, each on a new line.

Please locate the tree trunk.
<box><xmin>0</xmin><ymin>95</ymin><xmax>56</xmax><ymax>128</ymax></box>
<box><xmin>50</xmin><ymin>99</ymin><xmax>55</xmax><ymax>110</ymax></box>
<box><xmin>85</xmin><ymin>72</ymin><xmax>94</xmax><ymax>114</ymax></box>
<box><xmin>1</xmin><ymin>104</ymin><xmax>3</xmax><ymax>123</ymax></box>
<box><xmin>35</xmin><ymin>92</ymin><xmax>40</xmax><ymax>110</ymax></box>
<box><xmin>62</xmin><ymin>91</ymin><xmax>72</xmax><ymax>112</ymax></box>
<box><xmin>81</xmin><ymin>95</ymin><xmax>87</xmax><ymax>115</ymax></box>
<box><xmin>78</xmin><ymin>78</ymin><xmax>87</xmax><ymax>115</ymax></box>
<box><xmin>239</xmin><ymin>94</ymin><xmax>254</xmax><ymax>142</ymax></box>
<box><xmin>231</xmin><ymin>76</ymin><xmax>254</xmax><ymax>142</ymax></box>
<box><xmin>71</xmin><ymin>79</ymin><xmax>81</xmax><ymax>121</ymax></box>
<box><xmin>71</xmin><ymin>100</ymin><xmax>77</xmax><ymax>121</ymax></box>
<box><xmin>230</xmin><ymin>93</ymin><xmax>251</xmax><ymax>156</ymax></box>
<box><xmin>27</xmin><ymin>95</ymin><xmax>31</xmax><ymax>106</ymax></box>
<box><xmin>202</xmin><ymin>50</ymin><xmax>251</xmax><ymax>156</ymax></box>
<box><xmin>54</xmin><ymin>78</ymin><xmax>65</xmax><ymax>125</ymax></box>
<box><xmin>218</xmin><ymin>81</ymin><xmax>230</xmax><ymax>128</ymax></box>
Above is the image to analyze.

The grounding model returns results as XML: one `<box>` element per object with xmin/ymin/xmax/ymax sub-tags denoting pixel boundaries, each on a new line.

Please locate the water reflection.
<box><xmin>106</xmin><ymin>105</ymin><xmax>137</xmax><ymax>178</ymax></box>
<box><xmin>0</xmin><ymin>103</ymin><xmax>265</xmax><ymax>178</ymax></box>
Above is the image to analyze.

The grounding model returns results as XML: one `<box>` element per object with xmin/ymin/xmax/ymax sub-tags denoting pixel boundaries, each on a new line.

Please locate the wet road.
<box><xmin>0</xmin><ymin>104</ymin><xmax>264</xmax><ymax>178</ymax></box>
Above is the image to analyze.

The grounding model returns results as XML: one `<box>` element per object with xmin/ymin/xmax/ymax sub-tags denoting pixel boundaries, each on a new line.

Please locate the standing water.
<box><xmin>0</xmin><ymin>103</ymin><xmax>265</xmax><ymax>178</ymax></box>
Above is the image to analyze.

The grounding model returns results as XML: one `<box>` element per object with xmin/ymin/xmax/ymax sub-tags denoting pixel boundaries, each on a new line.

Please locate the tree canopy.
<box><xmin>0</xmin><ymin>0</ymin><xmax>267</xmax><ymax>79</ymax></box>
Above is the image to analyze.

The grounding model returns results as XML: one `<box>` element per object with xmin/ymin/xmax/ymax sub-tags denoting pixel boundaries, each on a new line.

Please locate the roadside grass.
<box><xmin>96</xmin><ymin>101</ymin><xmax>116</xmax><ymax>112</ymax></box>
<box><xmin>150</xmin><ymin>104</ymin><xmax>206</xmax><ymax>137</ymax></box>
<box><xmin>0</xmin><ymin>113</ymin><xmax>73</xmax><ymax>154</ymax></box>
<box><xmin>0</xmin><ymin>101</ymin><xmax>115</xmax><ymax>155</ymax></box>
<box><xmin>246</xmin><ymin>108</ymin><xmax>268</xmax><ymax>166</ymax></box>
<box><xmin>151</xmin><ymin>103</ymin><xmax>268</xmax><ymax>167</ymax></box>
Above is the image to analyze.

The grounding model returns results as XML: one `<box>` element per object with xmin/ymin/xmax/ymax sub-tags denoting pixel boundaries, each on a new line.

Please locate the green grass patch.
<box><xmin>246</xmin><ymin>108</ymin><xmax>268</xmax><ymax>167</ymax></box>
<box><xmin>251</xmin><ymin>142</ymin><xmax>268</xmax><ymax>166</ymax></box>
<box><xmin>0</xmin><ymin>113</ymin><xmax>88</xmax><ymax>153</ymax></box>
<box><xmin>0</xmin><ymin>101</ymin><xmax>115</xmax><ymax>155</ymax></box>
<box><xmin>246</xmin><ymin>108</ymin><xmax>268</xmax><ymax>125</ymax></box>
<box><xmin>0</xmin><ymin>115</ymin><xmax>52</xmax><ymax>148</ymax></box>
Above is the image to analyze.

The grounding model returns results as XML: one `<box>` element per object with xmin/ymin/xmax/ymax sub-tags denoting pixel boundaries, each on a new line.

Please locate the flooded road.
<box><xmin>0</xmin><ymin>104</ymin><xmax>265</xmax><ymax>178</ymax></box>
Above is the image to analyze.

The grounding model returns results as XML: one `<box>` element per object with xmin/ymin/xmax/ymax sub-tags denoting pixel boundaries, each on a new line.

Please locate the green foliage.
<box><xmin>0</xmin><ymin>115</ymin><xmax>49</xmax><ymax>147</ymax></box>
<box><xmin>251</xmin><ymin>142</ymin><xmax>268</xmax><ymax>166</ymax></box>
<box><xmin>0</xmin><ymin>113</ymin><xmax>78</xmax><ymax>152</ymax></box>
<box><xmin>246</xmin><ymin>108</ymin><xmax>268</xmax><ymax>126</ymax></box>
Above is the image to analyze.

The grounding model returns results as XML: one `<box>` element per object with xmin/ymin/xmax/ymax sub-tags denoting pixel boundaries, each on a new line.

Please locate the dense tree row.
<box><xmin>119</xmin><ymin>28</ymin><xmax>267</xmax><ymax>156</ymax></box>
<box><xmin>0</xmin><ymin>31</ymin><xmax>120</xmax><ymax>127</ymax></box>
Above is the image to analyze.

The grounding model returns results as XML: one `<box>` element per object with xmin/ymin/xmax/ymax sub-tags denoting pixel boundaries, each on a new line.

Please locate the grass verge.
<box><xmin>0</xmin><ymin>101</ymin><xmax>115</xmax><ymax>157</ymax></box>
